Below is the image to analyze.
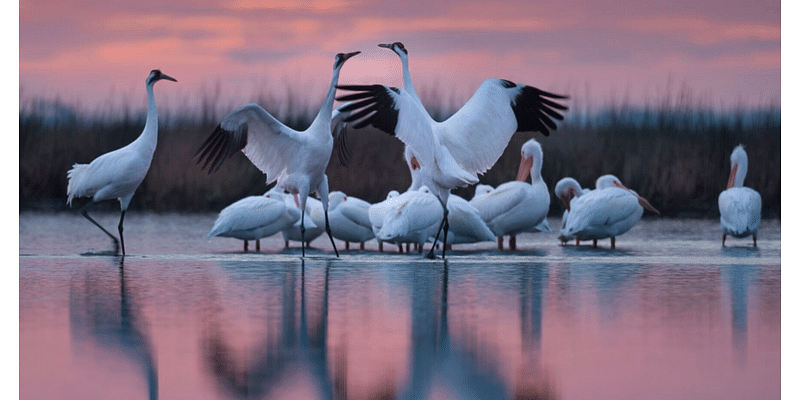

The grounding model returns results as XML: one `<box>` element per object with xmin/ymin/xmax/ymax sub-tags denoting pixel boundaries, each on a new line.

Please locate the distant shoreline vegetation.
<box><xmin>19</xmin><ymin>89</ymin><xmax>780</xmax><ymax>218</ymax></box>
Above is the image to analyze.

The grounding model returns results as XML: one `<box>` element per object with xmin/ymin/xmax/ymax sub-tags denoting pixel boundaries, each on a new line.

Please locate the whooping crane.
<box><xmin>336</xmin><ymin>42</ymin><xmax>568</xmax><ymax>258</ymax></box>
<box><xmin>67</xmin><ymin>69</ymin><xmax>177</xmax><ymax>255</ymax></box>
<box><xmin>195</xmin><ymin>51</ymin><xmax>361</xmax><ymax>257</ymax></box>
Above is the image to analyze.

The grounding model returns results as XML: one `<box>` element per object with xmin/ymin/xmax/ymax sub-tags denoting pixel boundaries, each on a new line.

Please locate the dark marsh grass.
<box><xmin>19</xmin><ymin>88</ymin><xmax>780</xmax><ymax>218</ymax></box>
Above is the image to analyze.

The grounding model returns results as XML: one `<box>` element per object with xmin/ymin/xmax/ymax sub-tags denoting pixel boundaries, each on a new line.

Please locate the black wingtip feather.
<box><xmin>333</xmin><ymin>84</ymin><xmax>400</xmax><ymax>137</ymax></box>
<box><xmin>195</xmin><ymin>123</ymin><xmax>248</xmax><ymax>174</ymax></box>
<box><xmin>511</xmin><ymin>85</ymin><xmax>569</xmax><ymax>135</ymax></box>
<box><xmin>335</xmin><ymin>123</ymin><xmax>352</xmax><ymax>167</ymax></box>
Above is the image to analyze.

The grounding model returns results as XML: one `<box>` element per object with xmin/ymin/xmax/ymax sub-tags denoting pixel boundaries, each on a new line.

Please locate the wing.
<box><xmin>331</xmin><ymin>102</ymin><xmax>353</xmax><ymax>167</ymax></box>
<box><xmin>719</xmin><ymin>188</ymin><xmax>762</xmax><ymax>234</ymax></box>
<box><xmin>439</xmin><ymin>78</ymin><xmax>568</xmax><ymax>175</ymax></box>
<box><xmin>336</xmin><ymin>84</ymin><xmax>436</xmax><ymax>171</ymax></box>
<box><xmin>195</xmin><ymin>104</ymin><xmax>305</xmax><ymax>183</ymax></box>
<box><xmin>209</xmin><ymin>196</ymin><xmax>287</xmax><ymax>237</ymax></box>
<box><xmin>339</xmin><ymin>202</ymin><xmax>373</xmax><ymax>229</ymax></box>
<box><xmin>470</xmin><ymin>182</ymin><xmax>528</xmax><ymax>223</ymax></box>
<box><xmin>569</xmin><ymin>188</ymin><xmax>640</xmax><ymax>230</ymax></box>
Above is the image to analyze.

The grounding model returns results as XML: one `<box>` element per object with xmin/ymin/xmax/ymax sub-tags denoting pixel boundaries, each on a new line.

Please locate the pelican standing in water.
<box><xmin>718</xmin><ymin>145</ymin><xmax>761</xmax><ymax>246</ymax></box>
<box><xmin>554</xmin><ymin>177</ymin><xmax>590</xmax><ymax>245</ymax></box>
<box><xmin>561</xmin><ymin>174</ymin><xmax>660</xmax><ymax>249</ymax></box>
<box><xmin>207</xmin><ymin>189</ymin><xmax>300</xmax><ymax>252</ymax></box>
<box><xmin>196</xmin><ymin>51</ymin><xmax>361</xmax><ymax>257</ymax></box>
<box><xmin>470</xmin><ymin>139</ymin><xmax>551</xmax><ymax>250</ymax></box>
<box><xmin>67</xmin><ymin>69</ymin><xmax>177</xmax><ymax>255</ymax></box>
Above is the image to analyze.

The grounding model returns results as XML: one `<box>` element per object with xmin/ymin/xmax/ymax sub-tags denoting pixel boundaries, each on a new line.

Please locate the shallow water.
<box><xmin>20</xmin><ymin>212</ymin><xmax>780</xmax><ymax>399</ymax></box>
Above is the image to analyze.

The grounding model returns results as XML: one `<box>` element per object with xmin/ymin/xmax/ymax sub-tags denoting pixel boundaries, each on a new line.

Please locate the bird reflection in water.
<box><xmin>199</xmin><ymin>259</ymin><xmax>561</xmax><ymax>399</ymax></box>
<box><xmin>515</xmin><ymin>263</ymin><xmax>558</xmax><ymax>399</ymax></box>
<box><xmin>722</xmin><ymin>263</ymin><xmax>758</xmax><ymax>366</ymax></box>
<box><xmin>68</xmin><ymin>256</ymin><xmax>158</xmax><ymax>400</ymax></box>
<box><xmin>200</xmin><ymin>260</ymin><xmax>341</xmax><ymax>399</ymax></box>
<box><xmin>400</xmin><ymin>262</ymin><xmax>558</xmax><ymax>400</ymax></box>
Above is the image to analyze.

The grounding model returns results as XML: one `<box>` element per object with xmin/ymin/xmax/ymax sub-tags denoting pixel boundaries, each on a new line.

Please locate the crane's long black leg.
<box><xmin>441</xmin><ymin>210</ymin><xmax>450</xmax><ymax>258</ymax></box>
<box><xmin>118</xmin><ymin>210</ymin><xmax>126</xmax><ymax>256</ymax></box>
<box><xmin>426</xmin><ymin>205</ymin><xmax>449</xmax><ymax>259</ymax></box>
<box><xmin>324</xmin><ymin>210</ymin><xmax>340</xmax><ymax>257</ymax></box>
<box><xmin>80</xmin><ymin>201</ymin><xmax>120</xmax><ymax>253</ymax></box>
<box><xmin>300</xmin><ymin>211</ymin><xmax>306</xmax><ymax>258</ymax></box>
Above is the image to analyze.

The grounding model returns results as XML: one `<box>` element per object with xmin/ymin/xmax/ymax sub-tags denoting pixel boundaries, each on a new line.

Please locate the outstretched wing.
<box><xmin>331</xmin><ymin>102</ymin><xmax>353</xmax><ymax>167</ymax></box>
<box><xmin>335</xmin><ymin>84</ymin><xmax>436</xmax><ymax>171</ymax></box>
<box><xmin>439</xmin><ymin>78</ymin><xmax>568</xmax><ymax>175</ymax></box>
<box><xmin>195</xmin><ymin>104</ymin><xmax>304</xmax><ymax>184</ymax></box>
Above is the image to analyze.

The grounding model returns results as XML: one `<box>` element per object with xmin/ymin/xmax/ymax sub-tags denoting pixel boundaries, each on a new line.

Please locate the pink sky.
<box><xmin>19</xmin><ymin>0</ymin><xmax>780</xmax><ymax>114</ymax></box>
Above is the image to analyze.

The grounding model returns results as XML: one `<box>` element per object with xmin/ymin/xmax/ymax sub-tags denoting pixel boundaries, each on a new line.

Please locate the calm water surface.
<box><xmin>20</xmin><ymin>212</ymin><xmax>781</xmax><ymax>399</ymax></box>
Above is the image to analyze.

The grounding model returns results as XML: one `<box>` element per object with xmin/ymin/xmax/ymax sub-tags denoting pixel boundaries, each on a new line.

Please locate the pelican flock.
<box><xmin>336</xmin><ymin>42</ymin><xmax>568</xmax><ymax>258</ymax></box>
<box><xmin>64</xmin><ymin>46</ymin><xmax>763</xmax><ymax>258</ymax></box>
<box><xmin>195</xmin><ymin>51</ymin><xmax>361</xmax><ymax>257</ymax></box>
<box><xmin>718</xmin><ymin>145</ymin><xmax>761</xmax><ymax>246</ymax></box>
<box><xmin>67</xmin><ymin>69</ymin><xmax>177</xmax><ymax>255</ymax></box>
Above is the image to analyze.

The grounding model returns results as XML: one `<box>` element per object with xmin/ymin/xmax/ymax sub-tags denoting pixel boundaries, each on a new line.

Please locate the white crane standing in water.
<box><xmin>336</xmin><ymin>42</ymin><xmax>568</xmax><ymax>258</ymax></box>
<box><xmin>195</xmin><ymin>51</ymin><xmax>361</xmax><ymax>258</ymax></box>
<box><xmin>67</xmin><ymin>69</ymin><xmax>177</xmax><ymax>255</ymax></box>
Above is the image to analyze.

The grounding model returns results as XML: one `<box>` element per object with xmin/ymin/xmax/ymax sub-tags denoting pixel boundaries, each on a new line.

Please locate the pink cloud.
<box><xmin>628</xmin><ymin>16</ymin><xmax>780</xmax><ymax>45</ymax></box>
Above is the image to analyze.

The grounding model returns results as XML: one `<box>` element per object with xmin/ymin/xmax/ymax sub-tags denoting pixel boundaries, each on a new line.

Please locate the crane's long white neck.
<box><xmin>399</xmin><ymin>53</ymin><xmax>420</xmax><ymax>104</ymax></box>
<box><xmin>134</xmin><ymin>82</ymin><xmax>159</xmax><ymax>155</ymax></box>
<box><xmin>311</xmin><ymin>66</ymin><xmax>343</xmax><ymax>133</ymax></box>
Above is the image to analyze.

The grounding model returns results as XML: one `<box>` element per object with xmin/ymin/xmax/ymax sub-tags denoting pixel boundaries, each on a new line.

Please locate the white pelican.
<box><xmin>67</xmin><ymin>69</ymin><xmax>177</xmax><ymax>255</ymax></box>
<box><xmin>561</xmin><ymin>174</ymin><xmax>660</xmax><ymax>249</ymax></box>
<box><xmin>311</xmin><ymin>191</ymin><xmax>374</xmax><ymax>250</ymax></box>
<box><xmin>554</xmin><ymin>177</ymin><xmax>590</xmax><ymax>245</ymax></box>
<box><xmin>207</xmin><ymin>190</ymin><xmax>300</xmax><ymax>252</ymax></box>
<box><xmin>470</xmin><ymin>139</ymin><xmax>551</xmax><ymax>250</ymax></box>
<box><xmin>281</xmin><ymin>194</ymin><xmax>324</xmax><ymax>248</ymax></box>
<box><xmin>337</xmin><ymin>42</ymin><xmax>568</xmax><ymax>258</ymax></box>
<box><xmin>439</xmin><ymin>194</ymin><xmax>495</xmax><ymax>249</ymax></box>
<box><xmin>368</xmin><ymin>190</ymin><xmax>401</xmax><ymax>252</ymax></box>
<box><xmin>377</xmin><ymin>186</ymin><xmax>443</xmax><ymax>252</ymax></box>
<box><xmin>719</xmin><ymin>145</ymin><xmax>761</xmax><ymax>246</ymax></box>
<box><xmin>471</xmin><ymin>184</ymin><xmax>495</xmax><ymax>201</ymax></box>
<box><xmin>196</xmin><ymin>51</ymin><xmax>361</xmax><ymax>257</ymax></box>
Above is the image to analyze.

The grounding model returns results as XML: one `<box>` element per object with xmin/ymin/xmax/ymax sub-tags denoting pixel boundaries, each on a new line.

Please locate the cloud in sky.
<box><xmin>19</xmin><ymin>0</ymin><xmax>780</xmax><ymax>112</ymax></box>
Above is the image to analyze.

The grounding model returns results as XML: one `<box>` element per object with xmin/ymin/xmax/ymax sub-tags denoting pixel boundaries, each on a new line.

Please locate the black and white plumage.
<box><xmin>67</xmin><ymin>69</ymin><xmax>177</xmax><ymax>255</ymax></box>
<box><xmin>336</xmin><ymin>42</ymin><xmax>568</xmax><ymax>258</ymax></box>
<box><xmin>195</xmin><ymin>51</ymin><xmax>361</xmax><ymax>257</ymax></box>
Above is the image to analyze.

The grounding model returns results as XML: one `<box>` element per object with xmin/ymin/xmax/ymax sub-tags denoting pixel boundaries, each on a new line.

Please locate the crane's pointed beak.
<box><xmin>378</xmin><ymin>43</ymin><xmax>392</xmax><ymax>49</ymax></box>
<box><xmin>160</xmin><ymin>73</ymin><xmax>177</xmax><ymax>82</ymax></box>
<box><xmin>342</xmin><ymin>51</ymin><xmax>361</xmax><ymax>61</ymax></box>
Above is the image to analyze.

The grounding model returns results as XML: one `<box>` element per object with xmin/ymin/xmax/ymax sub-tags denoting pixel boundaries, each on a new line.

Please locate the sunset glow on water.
<box><xmin>19</xmin><ymin>214</ymin><xmax>780</xmax><ymax>399</ymax></box>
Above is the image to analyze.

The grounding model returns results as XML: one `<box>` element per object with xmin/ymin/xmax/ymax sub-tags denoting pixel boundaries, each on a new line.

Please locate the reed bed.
<box><xmin>19</xmin><ymin>89</ymin><xmax>780</xmax><ymax>218</ymax></box>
